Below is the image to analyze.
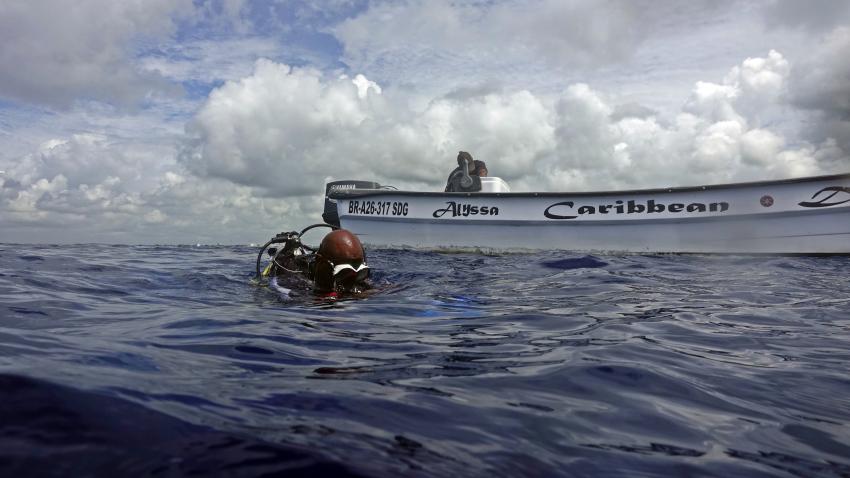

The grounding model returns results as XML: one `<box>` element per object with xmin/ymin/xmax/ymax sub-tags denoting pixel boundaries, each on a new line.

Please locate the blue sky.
<box><xmin>1</xmin><ymin>0</ymin><xmax>849</xmax><ymax>243</ymax></box>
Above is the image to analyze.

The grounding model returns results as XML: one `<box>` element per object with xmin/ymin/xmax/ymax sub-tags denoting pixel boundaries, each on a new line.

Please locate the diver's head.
<box><xmin>314</xmin><ymin>229</ymin><xmax>369</xmax><ymax>293</ymax></box>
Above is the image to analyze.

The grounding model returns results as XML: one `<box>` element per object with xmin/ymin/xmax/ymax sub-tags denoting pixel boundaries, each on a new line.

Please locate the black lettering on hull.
<box><xmin>433</xmin><ymin>201</ymin><xmax>500</xmax><ymax>218</ymax></box>
<box><xmin>546</xmin><ymin>198</ymin><xmax>732</xmax><ymax>220</ymax></box>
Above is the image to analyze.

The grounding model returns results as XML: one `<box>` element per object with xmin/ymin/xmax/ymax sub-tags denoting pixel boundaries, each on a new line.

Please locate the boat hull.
<box><xmin>330</xmin><ymin>174</ymin><xmax>850</xmax><ymax>254</ymax></box>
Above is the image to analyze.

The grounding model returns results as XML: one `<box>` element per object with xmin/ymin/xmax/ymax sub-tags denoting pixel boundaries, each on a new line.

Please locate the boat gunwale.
<box><xmin>328</xmin><ymin>172</ymin><xmax>850</xmax><ymax>199</ymax></box>
<box><xmin>337</xmin><ymin>207</ymin><xmax>850</xmax><ymax>226</ymax></box>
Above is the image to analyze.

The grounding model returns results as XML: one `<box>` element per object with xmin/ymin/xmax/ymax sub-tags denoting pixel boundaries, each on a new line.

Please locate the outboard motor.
<box><xmin>322</xmin><ymin>180</ymin><xmax>381</xmax><ymax>227</ymax></box>
<box><xmin>445</xmin><ymin>158</ymin><xmax>482</xmax><ymax>192</ymax></box>
<box><xmin>458</xmin><ymin>158</ymin><xmax>481</xmax><ymax>192</ymax></box>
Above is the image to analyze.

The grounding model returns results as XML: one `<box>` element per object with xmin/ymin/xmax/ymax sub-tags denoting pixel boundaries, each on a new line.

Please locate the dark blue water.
<box><xmin>1</xmin><ymin>244</ymin><xmax>849</xmax><ymax>477</ymax></box>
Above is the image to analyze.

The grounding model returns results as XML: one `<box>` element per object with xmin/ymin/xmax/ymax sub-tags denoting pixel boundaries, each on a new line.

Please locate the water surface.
<box><xmin>1</xmin><ymin>244</ymin><xmax>849</xmax><ymax>477</ymax></box>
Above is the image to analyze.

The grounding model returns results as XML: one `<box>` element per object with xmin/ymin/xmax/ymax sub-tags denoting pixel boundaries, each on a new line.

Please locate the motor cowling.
<box><xmin>322</xmin><ymin>180</ymin><xmax>381</xmax><ymax>227</ymax></box>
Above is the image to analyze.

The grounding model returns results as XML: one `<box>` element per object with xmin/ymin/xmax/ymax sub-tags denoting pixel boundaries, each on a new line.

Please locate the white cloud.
<box><xmin>144</xmin><ymin>209</ymin><xmax>168</xmax><ymax>224</ymax></box>
<box><xmin>180</xmin><ymin>59</ymin><xmax>560</xmax><ymax>195</ymax></box>
<box><xmin>351</xmin><ymin>74</ymin><xmax>382</xmax><ymax>99</ymax></box>
<box><xmin>740</xmin><ymin>128</ymin><xmax>784</xmax><ymax>166</ymax></box>
<box><xmin>4</xmin><ymin>133</ymin><xmax>173</xmax><ymax>194</ymax></box>
<box><xmin>736</xmin><ymin>51</ymin><xmax>789</xmax><ymax>95</ymax></box>
<box><xmin>139</xmin><ymin>37</ymin><xmax>284</xmax><ymax>84</ymax></box>
<box><xmin>182</xmin><ymin>51</ymin><xmax>844</xmax><ymax>202</ymax></box>
<box><xmin>0</xmin><ymin>129</ymin><xmax>322</xmax><ymax>243</ymax></box>
<box><xmin>331</xmin><ymin>0</ymin><xmax>666</xmax><ymax>94</ymax></box>
<box><xmin>334</xmin><ymin>0</ymin><xmax>654</xmax><ymax>68</ymax></box>
<box><xmin>6</xmin><ymin>174</ymin><xmax>68</xmax><ymax>216</ymax></box>
<box><xmin>682</xmin><ymin>50</ymin><xmax>790</xmax><ymax>127</ymax></box>
<box><xmin>0</xmin><ymin>0</ymin><xmax>194</xmax><ymax>108</ymax></box>
<box><xmin>181</xmin><ymin>60</ymin><xmax>381</xmax><ymax>195</ymax></box>
<box><xmin>540</xmin><ymin>51</ymin><xmax>839</xmax><ymax>189</ymax></box>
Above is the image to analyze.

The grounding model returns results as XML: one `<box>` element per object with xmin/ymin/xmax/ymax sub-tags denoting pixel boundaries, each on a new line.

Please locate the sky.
<box><xmin>1</xmin><ymin>0</ymin><xmax>849</xmax><ymax>244</ymax></box>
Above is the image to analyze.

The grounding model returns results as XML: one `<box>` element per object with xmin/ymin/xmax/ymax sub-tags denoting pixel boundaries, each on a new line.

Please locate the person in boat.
<box><xmin>445</xmin><ymin>151</ymin><xmax>488</xmax><ymax>192</ymax></box>
<box><xmin>264</xmin><ymin>228</ymin><xmax>371</xmax><ymax>297</ymax></box>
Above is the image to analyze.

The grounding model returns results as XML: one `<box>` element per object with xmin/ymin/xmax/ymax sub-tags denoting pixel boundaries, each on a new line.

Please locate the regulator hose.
<box><xmin>299</xmin><ymin>222</ymin><xmax>338</xmax><ymax>237</ymax></box>
<box><xmin>255</xmin><ymin>223</ymin><xmax>339</xmax><ymax>279</ymax></box>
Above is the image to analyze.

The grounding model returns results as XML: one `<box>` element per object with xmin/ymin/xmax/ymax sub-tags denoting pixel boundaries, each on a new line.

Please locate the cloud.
<box><xmin>547</xmin><ymin>51</ymin><xmax>837</xmax><ymax>189</ymax></box>
<box><xmin>139</xmin><ymin>37</ymin><xmax>284</xmax><ymax>84</ymax></box>
<box><xmin>0</xmin><ymin>130</ymin><xmax>191</xmax><ymax>242</ymax></box>
<box><xmin>610</xmin><ymin>103</ymin><xmax>658</xmax><ymax>122</ymax></box>
<box><xmin>183</xmin><ymin>51</ymin><xmax>844</xmax><ymax>202</ymax></box>
<box><xmin>4</xmin><ymin>133</ymin><xmax>174</xmax><ymax>193</ymax></box>
<box><xmin>180</xmin><ymin>60</ymin><xmax>385</xmax><ymax>195</ymax></box>
<box><xmin>684</xmin><ymin>49</ymin><xmax>790</xmax><ymax>126</ymax></box>
<box><xmin>786</xmin><ymin>27</ymin><xmax>850</xmax><ymax>152</ymax></box>
<box><xmin>194</xmin><ymin>0</ymin><xmax>251</xmax><ymax>33</ymax></box>
<box><xmin>0</xmin><ymin>130</ymin><xmax>320</xmax><ymax>244</ymax></box>
<box><xmin>0</xmin><ymin>0</ymin><xmax>196</xmax><ymax>109</ymax></box>
<box><xmin>180</xmin><ymin>58</ymin><xmax>558</xmax><ymax>195</ymax></box>
<box><xmin>5</xmin><ymin>48</ymin><xmax>846</xmax><ymax>243</ymax></box>
<box><xmin>331</xmin><ymin>0</ymin><xmax>659</xmax><ymax>89</ymax></box>
<box><xmin>763</xmin><ymin>0</ymin><xmax>850</xmax><ymax>32</ymax></box>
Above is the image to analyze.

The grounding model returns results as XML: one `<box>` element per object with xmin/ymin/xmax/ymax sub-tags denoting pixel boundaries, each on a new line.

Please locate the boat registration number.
<box><xmin>348</xmin><ymin>200</ymin><xmax>409</xmax><ymax>216</ymax></box>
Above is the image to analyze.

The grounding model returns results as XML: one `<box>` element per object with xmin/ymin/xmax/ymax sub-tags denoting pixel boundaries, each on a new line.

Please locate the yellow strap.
<box><xmin>262</xmin><ymin>263</ymin><xmax>272</xmax><ymax>277</ymax></box>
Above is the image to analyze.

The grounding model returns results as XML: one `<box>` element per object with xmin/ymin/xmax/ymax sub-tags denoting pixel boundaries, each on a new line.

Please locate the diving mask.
<box><xmin>331</xmin><ymin>262</ymin><xmax>370</xmax><ymax>283</ymax></box>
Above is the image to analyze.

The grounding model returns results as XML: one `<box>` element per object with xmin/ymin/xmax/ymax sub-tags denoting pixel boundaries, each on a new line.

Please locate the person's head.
<box><xmin>313</xmin><ymin>229</ymin><xmax>369</xmax><ymax>293</ymax></box>
<box><xmin>457</xmin><ymin>151</ymin><xmax>474</xmax><ymax>172</ymax></box>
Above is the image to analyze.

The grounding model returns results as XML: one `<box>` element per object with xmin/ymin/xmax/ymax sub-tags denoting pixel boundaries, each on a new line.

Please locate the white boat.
<box><xmin>322</xmin><ymin>174</ymin><xmax>850</xmax><ymax>254</ymax></box>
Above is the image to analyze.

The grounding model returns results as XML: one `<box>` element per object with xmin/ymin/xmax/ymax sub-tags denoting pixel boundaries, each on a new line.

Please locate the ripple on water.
<box><xmin>0</xmin><ymin>245</ymin><xmax>848</xmax><ymax>477</ymax></box>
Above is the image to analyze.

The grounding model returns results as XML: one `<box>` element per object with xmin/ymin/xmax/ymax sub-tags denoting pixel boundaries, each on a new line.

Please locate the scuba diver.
<box><xmin>256</xmin><ymin>225</ymin><xmax>371</xmax><ymax>299</ymax></box>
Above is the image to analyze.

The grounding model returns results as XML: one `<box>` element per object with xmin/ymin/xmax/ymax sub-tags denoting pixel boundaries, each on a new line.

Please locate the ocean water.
<box><xmin>1</xmin><ymin>243</ymin><xmax>849</xmax><ymax>477</ymax></box>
